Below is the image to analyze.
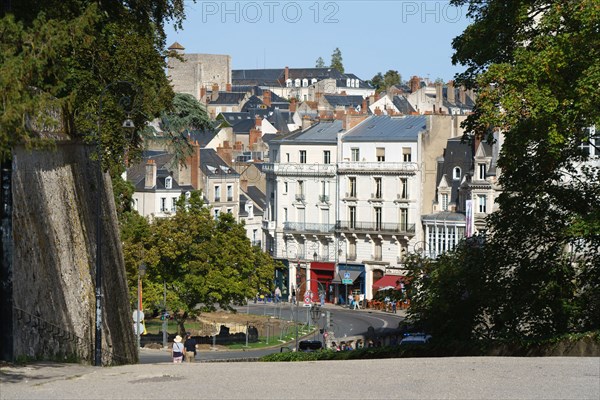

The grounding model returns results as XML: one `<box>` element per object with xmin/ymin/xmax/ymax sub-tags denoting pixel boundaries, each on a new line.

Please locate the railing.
<box><xmin>295</xmin><ymin>194</ymin><xmax>305</xmax><ymax>202</ymax></box>
<box><xmin>283</xmin><ymin>222</ymin><xmax>336</xmax><ymax>233</ymax></box>
<box><xmin>319</xmin><ymin>194</ymin><xmax>330</xmax><ymax>203</ymax></box>
<box><xmin>337</xmin><ymin>161</ymin><xmax>418</xmax><ymax>173</ymax></box>
<box><xmin>262</xmin><ymin>163</ymin><xmax>337</xmax><ymax>176</ymax></box>
<box><xmin>262</xmin><ymin>220</ymin><xmax>275</xmax><ymax>230</ymax></box>
<box><xmin>336</xmin><ymin>220</ymin><xmax>416</xmax><ymax>234</ymax></box>
<box><xmin>227</xmin><ymin>196</ymin><xmax>233</xmax><ymax>202</ymax></box>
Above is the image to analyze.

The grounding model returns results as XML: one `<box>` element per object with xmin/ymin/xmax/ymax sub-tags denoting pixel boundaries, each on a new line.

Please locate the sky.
<box><xmin>165</xmin><ymin>1</ymin><xmax>471</xmax><ymax>82</ymax></box>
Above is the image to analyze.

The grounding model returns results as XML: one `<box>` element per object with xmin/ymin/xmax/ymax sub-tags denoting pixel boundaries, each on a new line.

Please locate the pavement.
<box><xmin>1</xmin><ymin>356</ymin><xmax>599</xmax><ymax>399</ymax></box>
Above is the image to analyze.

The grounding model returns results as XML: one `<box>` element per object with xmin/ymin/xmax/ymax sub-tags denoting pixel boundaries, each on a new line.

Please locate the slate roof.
<box><xmin>421</xmin><ymin>211</ymin><xmax>466</xmax><ymax>222</ymax></box>
<box><xmin>246</xmin><ymin>186</ymin><xmax>267</xmax><ymax>211</ymax></box>
<box><xmin>231</xmin><ymin>118</ymin><xmax>256</xmax><ymax>134</ymax></box>
<box><xmin>442</xmin><ymin>87</ymin><xmax>476</xmax><ymax>109</ymax></box>
<box><xmin>271</xmin><ymin>119</ymin><xmax>342</xmax><ymax>144</ymax></box>
<box><xmin>323</xmin><ymin>95</ymin><xmax>364</xmax><ymax>109</ymax></box>
<box><xmin>435</xmin><ymin>137</ymin><xmax>473</xmax><ymax>203</ymax></box>
<box><xmin>392</xmin><ymin>96</ymin><xmax>416</xmax><ymax>114</ymax></box>
<box><xmin>267</xmin><ymin>109</ymin><xmax>295</xmax><ymax>134</ymax></box>
<box><xmin>208</xmin><ymin>92</ymin><xmax>246</xmax><ymax>105</ymax></box>
<box><xmin>127</xmin><ymin>151</ymin><xmax>193</xmax><ymax>192</ymax></box>
<box><xmin>232</xmin><ymin>69</ymin><xmax>283</xmax><ymax>86</ymax></box>
<box><xmin>232</xmin><ymin>68</ymin><xmax>369</xmax><ymax>88</ymax></box>
<box><xmin>186</xmin><ymin>129</ymin><xmax>217</xmax><ymax>147</ymax></box>
<box><xmin>199</xmin><ymin>148</ymin><xmax>240</xmax><ymax>178</ymax></box>
<box><xmin>343</xmin><ymin>115</ymin><xmax>426</xmax><ymax>142</ymax></box>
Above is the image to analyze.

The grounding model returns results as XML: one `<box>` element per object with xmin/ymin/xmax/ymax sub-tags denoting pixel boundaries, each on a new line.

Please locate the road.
<box><xmin>140</xmin><ymin>303</ymin><xmax>405</xmax><ymax>363</ymax></box>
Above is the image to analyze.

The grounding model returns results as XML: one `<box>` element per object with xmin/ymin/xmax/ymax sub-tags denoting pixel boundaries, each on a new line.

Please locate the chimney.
<box><xmin>374</xmin><ymin>107</ymin><xmax>382</xmax><ymax>116</ymax></box>
<box><xmin>144</xmin><ymin>159</ymin><xmax>157</xmax><ymax>189</ymax></box>
<box><xmin>302</xmin><ymin>115</ymin><xmax>312</xmax><ymax>131</ymax></box>
<box><xmin>290</xmin><ymin>98</ymin><xmax>297</xmax><ymax>112</ymax></box>
<box><xmin>249</xmin><ymin>127</ymin><xmax>261</xmax><ymax>149</ymax></box>
<box><xmin>335</xmin><ymin>109</ymin><xmax>345</xmax><ymax>120</ymax></box>
<box><xmin>344</xmin><ymin>113</ymin><xmax>369</xmax><ymax>130</ymax></box>
<box><xmin>435</xmin><ymin>81</ymin><xmax>443</xmax><ymax>113</ymax></box>
<box><xmin>216</xmin><ymin>141</ymin><xmax>233</xmax><ymax>166</ymax></box>
<box><xmin>447</xmin><ymin>80</ymin><xmax>455</xmax><ymax>104</ymax></box>
<box><xmin>226</xmin><ymin>83</ymin><xmax>232</xmax><ymax>92</ymax></box>
<box><xmin>410</xmin><ymin>76</ymin><xmax>420</xmax><ymax>93</ymax></box>
<box><xmin>200</xmin><ymin>87</ymin><xmax>207</xmax><ymax>103</ymax></box>
<box><xmin>255</xmin><ymin>116</ymin><xmax>262</xmax><ymax>130</ymax></box>
<box><xmin>263</xmin><ymin>89</ymin><xmax>271</xmax><ymax>107</ymax></box>
<box><xmin>459</xmin><ymin>85</ymin><xmax>466</xmax><ymax>104</ymax></box>
<box><xmin>284</xmin><ymin>66</ymin><xmax>289</xmax><ymax>82</ymax></box>
<box><xmin>361</xmin><ymin>98</ymin><xmax>367</xmax><ymax>113</ymax></box>
<box><xmin>240</xmin><ymin>178</ymin><xmax>248</xmax><ymax>192</ymax></box>
<box><xmin>211</xmin><ymin>84</ymin><xmax>219</xmax><ymax>102</ymax></box>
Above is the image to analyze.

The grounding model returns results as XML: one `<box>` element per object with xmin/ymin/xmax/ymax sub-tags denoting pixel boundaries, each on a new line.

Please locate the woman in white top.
<box><xmin>172</xmin><ymin>335</ymin><xmax>184</xmax><ymax>363</ymax></box>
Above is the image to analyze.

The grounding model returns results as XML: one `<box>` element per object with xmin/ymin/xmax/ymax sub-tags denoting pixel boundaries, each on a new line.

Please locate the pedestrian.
<box><xmin>184</xmin><ymin>332</ymin><xmax>197</xmax><ymax>363</ymax></box>
<box><xmin>291</xmin><ymin>286</ymin><xmax>297</xmax><ymax>304</ymax></box>
<box><xmin>172</xmin><ymin>335</ymin><xmax>184</xmax><ymax>363</ymax></box>
<box><xmin>274</xmin><ymin>287</ymin><xmax>281</xmax><ymax>303</ymax></box>
<box><xmin>348</xmin><ymin>293</ymin><xmax>353</xmax><ymax>308</ymax></box>
<box><xmin>353</xmin><ymin>294</ymin><xmax>359</xmax><ymax>310</ymax></box>
<box><xmin>319</xmin><ymin>292</ymin><xmax>325</xmax><ymax>306</ymax></box>
<box><xmin>392</xmin><ymin>301</ymin><xmax>397</xmax><ymax>313</ymax></box>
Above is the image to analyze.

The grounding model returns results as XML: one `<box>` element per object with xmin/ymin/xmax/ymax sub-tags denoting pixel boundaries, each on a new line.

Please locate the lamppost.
<box><xmin>310</xmin><ymin>304</ymin><xmax>321</xmax><ymax>340</ymax></box>
<box><xmin>136</xmin><ymin>262</ymin><xmax>146</xmax><ymax>352</ymax></box>
<box><xmin>95</xmin><ymin>80</ymin><xmax>136</xmax><ymax>366</ymax></box>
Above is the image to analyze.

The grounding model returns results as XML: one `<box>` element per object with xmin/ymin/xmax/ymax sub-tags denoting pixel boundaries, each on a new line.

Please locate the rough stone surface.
<box><xmin>11</xmin><ymin>142</ymin><xmax>136</xmax><ymax>365</ymax></box>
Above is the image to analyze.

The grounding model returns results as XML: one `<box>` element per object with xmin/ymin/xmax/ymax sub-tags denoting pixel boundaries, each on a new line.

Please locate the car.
<box><xmin>399</xmin><ymin>333</ymin><xmax>432</xmax><ymax>345</ymax></box>
<box><xmin>298</xmin><ymin>340</ymin><xmax>323</xmax><ymax>352</ymax></box>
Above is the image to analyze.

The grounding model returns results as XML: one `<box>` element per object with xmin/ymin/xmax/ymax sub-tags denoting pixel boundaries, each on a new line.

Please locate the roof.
<box><xmin>168</xmin><ymin>42</ymin><xmax>184</xmax><ymax>50</ymax></box>
<box><xmin>186</xmin><ymin>129</ymin><xmax>217</xmax><ymax>148</ymax></box>
<box><xmin>126</xmin><ymin>151</ymin><xmax>174</xmax><ymax>185</ymax></box>
<box><xmin>343</xmin><ymin>115</ymin><xmax>426</xmax><ymax>142</ymax></box>
<box><xmin>392</xmin><ymin>96</ymin><xmax>416</xmax><ymax>114</ymax></box>
<box><xmin>271</xmin><ymin>119</ymin><xmax>342</xmax><ymax>144</ymax></box>
<box><xmin>421</xmin><ymin>211</ymin><xmax>466</xmax><ymax>223</ymax></box>
<box><xmin>245</xmin><ymin>186</ymin><xmax>267</xmax><ymax>210</ymax></box>
<box><xmin>231</xmin><ymin>118</ymin><xmax>256</xmax><ymax>134</ymax></box>
<box><xmin>436</xmin><ymin>137</ymin><xmax>473</xmax><ymax>203</ymax></box>
<box><xmin>208</xmin><ymin>92</ymin><xmax>246</xmax><ymax>105</ymax></box>
<box><xmin>323</xmin><ymin>95</ymin><xmax>364</xmax><ymax>108</ymax></box>
<box><xmin>199</xmin><ymin>148</ymin><xmax>240</xmax><ymax>178</ymax></box>
<box><xmin>232</xmin><ymin>69</ymin><xmax>283</xmax><ymax>86</ymax></box>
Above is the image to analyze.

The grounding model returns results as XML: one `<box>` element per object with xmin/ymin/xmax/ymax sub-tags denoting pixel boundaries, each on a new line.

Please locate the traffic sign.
<box><xmin>132</xmin><ymin>310</ymin><xmax>145</xmax><ymax>322</ymax></box>
<box><xmin>342</xmin><ymin>272</ymin><xmax>352</xmax><ymax>284</ymax></box>
<box><xmin>303</xmin><ymin>291</ymin><xmax>311</xmax><ymax>307</ymax></box>
<box><xmin>344</xmin><ymin>272</ymin><xmax>350</xmax><ymax>279</ymax></box>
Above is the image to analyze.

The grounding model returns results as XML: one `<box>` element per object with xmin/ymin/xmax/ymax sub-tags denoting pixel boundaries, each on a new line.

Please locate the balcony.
<box><xmin>295</xmin><ymin>194</ymin><xmax>305</xmax><ymax>202</ymax></box>
<box><xmin>263</xmin><ymin>163</ymin><xmax>337</xmax><ymax>177</ymax></box>
<box><xmin>319</xmin><ymin>194</ymin><xmax>330</xmax><ymax>203</ymax></box>
<box><xmin>337</xmin><ymin>161</ymin><xmax>418</xmax><ymax>174</ymax></box>
<box><xmin>262</xmin><ymin>220</ymin><xmax>275</xmax><ymax>230</ymax></box>
<box><xmin>283</xmin><ymin>222</ymin><xmax>336</xmax><ymax>233</ymax></box>
<box><xmin>336</xmin><ymin>220</ymin><xmax>416</xmax><ymax>234</ymax></box>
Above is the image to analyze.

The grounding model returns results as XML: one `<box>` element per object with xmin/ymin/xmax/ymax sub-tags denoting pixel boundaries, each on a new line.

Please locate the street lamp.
<box><xmin>310</xmin><ymin>304</ymin><xmax>321</xmax><ymax>340</ymax></box>
<box><xmin>136</xmin><ymin>262</ymin><xmax>146</xmax><ymax>352</ymax></box>
<box><xmin>95</xmin><ymin>80</ymin><xmax>137</xmax><ymax>366</ymax></box>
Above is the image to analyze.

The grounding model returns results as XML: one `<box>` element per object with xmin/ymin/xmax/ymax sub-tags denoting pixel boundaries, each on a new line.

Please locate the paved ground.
<box><xmin>1</xmin><ymin>356</ymin><xmax>598</xmax><ymax>399</ymax></box>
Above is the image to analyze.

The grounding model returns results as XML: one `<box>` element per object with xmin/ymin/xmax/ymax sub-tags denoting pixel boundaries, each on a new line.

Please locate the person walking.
<box><xmin>274</xmin><ymin>287</ymin><xmax>281</xmax><ymax>303</ymax></box>
<box><xmin>353</xmin><ymin>294</ymin><xmax>359</xmax><ymax>310</ymax></box>
<box><xmin>184</xmin><ymin>332</ymin><xmax>197</xmax><ymax>363</ymax></box>
<box><xmin>319</xmin><ymin>292</ymin><xmax>325</xmax><ymax>306</ymax></box>
<box><xmin>171</xmin><ymin>335</ymin><xmax>184</xmax><ymax>363</ymax></box>
<box><xmin>291</xmin><ymin>286</ymin><xmax>297</xmax><ymax>304</ymax></box>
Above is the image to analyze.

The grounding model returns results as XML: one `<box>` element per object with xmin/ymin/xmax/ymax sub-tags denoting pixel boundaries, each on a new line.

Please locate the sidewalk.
<box><xmin>2</xmin><ymin>357</ymin><xmax>598</xmax><ymax>399</ymax></box>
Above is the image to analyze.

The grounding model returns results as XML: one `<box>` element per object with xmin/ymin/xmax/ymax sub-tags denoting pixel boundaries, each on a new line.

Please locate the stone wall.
<box><xmin>10</xmin><ymin>142</ymin><xmax>137</xmax><ymax>365</ymax></box>
<box><xmin>168</xmin><ymin>52</ymin><xmax>232</xmax><ymax>100</ymax></box>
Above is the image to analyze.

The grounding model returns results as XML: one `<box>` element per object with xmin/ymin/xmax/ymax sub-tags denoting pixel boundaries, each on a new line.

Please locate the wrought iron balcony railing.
<box><xmin>336</xmin><ymin>220</ymin><xmax>416</xmax><ymax>234</ymax></box>
<box><xmin>283</xmin><ymin>222</ymin><xmax>336</xmax><ymax>233</ymax></box>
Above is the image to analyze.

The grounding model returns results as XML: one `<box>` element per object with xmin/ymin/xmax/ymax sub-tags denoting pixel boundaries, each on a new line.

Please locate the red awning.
<box><xmin>310</xmin><ymin>262</ymin><xmax>335</xmax><ymax>271</ymax></box>
<box><xmin>372</xmin><ymin>275</ymin><xmax>404</xmax><ymax>291</ymax></box>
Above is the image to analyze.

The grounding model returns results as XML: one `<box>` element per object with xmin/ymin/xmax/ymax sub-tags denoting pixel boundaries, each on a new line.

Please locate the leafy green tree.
<box><xmin>449</xmin><ymin>0</ymin><xmax>600</xmax><ymax>339</ymax></box>
<box><xmin>0</xmin><ymin>0</ymin><xmax>185</xmax><ymax>167</ymax></box>
<box><xmin>125</xmin><ymin>191</ymin><xmax>278</xmax><ymax>334</ymax></box>
<box><xmin>383</xmin><ymin>70</ymin><xmax>401</xmax><ymax>90</ymax></box>
<box><xmin>315</xmin><ymin>57</ymin><xmax>326</xmax><ymax>68</ymax></box>
<box><xmin>330</xmin><ymin>48</ymin><xmax>344</xmax><ymax>73</ymax></box>
<box><xmin>368</xmin><ymin>72</ymin><xmax>384</xmax><ymax>93</ymax></box>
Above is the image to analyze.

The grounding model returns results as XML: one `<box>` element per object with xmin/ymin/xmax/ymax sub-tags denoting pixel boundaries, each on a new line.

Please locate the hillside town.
<box><xmin>128</xmin><ymin>42</ymin><xmax>502</xmax><ymax>304</ymax></box>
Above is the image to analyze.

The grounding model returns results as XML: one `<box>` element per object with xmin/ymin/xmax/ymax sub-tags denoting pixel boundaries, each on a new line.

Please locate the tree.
<box><xmin>368</xmin><ymin>72</ymin><xmax>384</xmax><ymax>93</ymax></box>
<box><xmin>123</xmin><ymin>192</ymin><xmax>279</xmax><ymax>334</ymax></box>
<box><xmin>448</xmin><ymin>0</ymin><xmax>600</xmax><ymax>339</ymax></box>
<box><xmin>330</xmin><ymin>48</ymin><xmax>344</xmax><ymax>73</ymax></box>
<box><xmin>315</xmin><ymin>57</ymin><xmax>326</xmax><ymax>68</ymax></box>
<box><xmin>0</xmin><ymin>0</ymin><xmax>185</xmax><ymax>167</ymax></box>
<box><xmin>383</xmin><ymin>70</ymin><xmax>401</xmax><ymax>90</ymax></box>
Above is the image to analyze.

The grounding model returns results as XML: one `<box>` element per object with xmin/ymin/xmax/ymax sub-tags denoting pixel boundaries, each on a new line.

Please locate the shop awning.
<box><xmin>331</xmin><ymin>270</ymin><xmax>363</xmax><ymax>284</ymax></box>
<box><xmin>372</xmin><ymin>275</ymin><xmax>404</xmax><ymax>291</ymax></box>
<box><xmin>311</xmin><ymin>262</ymin><xmax>335</xmax><ymax>271</ymax></box>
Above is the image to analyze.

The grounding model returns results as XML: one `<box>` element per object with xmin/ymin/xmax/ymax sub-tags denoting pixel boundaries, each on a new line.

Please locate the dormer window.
<box><xmin>346</xmin><ymin>78</ymin><xmax>351</xmax><ymax>87</ymax></box>
<box><xmin>453</xmin><ymin>167</ymin><xmax>461</xmax><ymax>180</ymax></box>
<box><xmin>165</xmin><ymin>176</ymin><xmax>173</xmax><ymax>189</ymax></box>
<box><xmin>302</xmin><ymin>78</ymin><xmax>308</xmax><ymax>87</ymax></box>
<box><xmin>286</xmin><ymin>79</ymin><xmax>292</xmax><ymax>88</ymax></box>
<box><xmin>311</xmin><ymin>78</ymin><xmax>317</xmax><ymax>85</ymax></box>
<box><xmin>294</xmin><ymin>79</ymin><xmax>301</xmax><ymax>87</ymax></box>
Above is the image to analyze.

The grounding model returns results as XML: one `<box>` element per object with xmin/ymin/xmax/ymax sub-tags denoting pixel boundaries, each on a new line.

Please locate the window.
<box><xmin>226</xmin><ymin>184</ymin><xmax>233</xmax><ymax>201</ymax></box>
<box><xmin>349</xmin><ymin>177</ymin><xmax>356</xmax><ymax>197</ymax></box>
<box><xmin>351</xmin><ymin>148</ymin><xmax>360</xmax><ymax>162</ymax></box>
<box><xmin>284</xmin><ymin>181</ymin><xmax>288</xmax><ymax>193</ymax></box>
<box><xmin>133</xmin><ymin>198</ymin><xmax>138</xmax><ymax>211</ymax></box>
<box><xmin>320</xmin><ymin>181</ymin><xmax>329</xmax><ymax>202</ymax></box>
<box><xmin>441</xmin><ymin>193</ymin><xmax>449</xmax><ymax>211</ymax></box>
<box><xmin>399</xmin><ymin>208</ymin><xmax>408</xmax><ymax>231</ymax></box>
<box><xmin>286</xmin><ymin>153</ymin><xmax>290</xmax><ymax>162</ymax></box>
<box><xmin>478</xmin><ymin>163</ymin><xmax>486</xmax><ymax>180</ymax></box>
<box><xmin>453</xmin><ymin>167</ymin><xmax>461</xmax><ymax>180</ymax></box>
<box><xmin>323</xmin><ymin>150</ymin><xmax>331</xmax><ymax>164</ymax></box>
<box><xmin>160</xmin><ymin>197</ymin><xmax>166</xmax><ymax>212</ymax></box>
<box><xmin>214</xmin><ymin>185</ymin><xmax>221</xmax><ymax>202</ymax></box>
<box><xmin>226</xmin><ymin>208</ymin><xmax>233</xmax><ymax>214</ymax></box>
<box><xmin>376</xmin><ymin>147</ymin><xmax>385</xmax><ymax>162</ymax></box>
<box><xmin>214</xmin><ymin>209</ymin><xmax>220</xmax><ymax>219</ymax></box>
<box><xmin>286</xmin><ymin>79</ymin><xmax>292</xmax><ymax>88</ymax></box>
<box><xmin>302</xmin><ymin>78</ymin><xmax>308</xmax><ymax>87</ymax></box>
<box><xmin>349</xmin><ymin>206</ymin><xmax>356</xmax><ymax>229</ymax></box>
<box><xmin>171</xmin><ymin>197</ymin><xmax>177</xmax><ymax>213</ymax></box>
<box><xmin>478</xmin><ymin>195</ymin><xmax>487</xmax><ymax>213</ymax></box>
<box><xmin>402</xmin><ymin>147</ymin><xmax>412</xmax><ymax>162</ymax></box>
<box><xmin>299</xmin><ymin>150</ymin><xmax>307</xmax><ymax>164</ymax></box>
<box><xmin>295</xmin><ymin>78</ymin><xmax>301</xmax><ymax>87</ymax></box>
<box><xmin>165</xmin><ymin>176</ymin><xmax>172</xmax><ymax>189</ymax></box>
<box><xmin>374</xmin><ymin>207</ymin><xmax>382</xmax><ymax>230</ymax></box>
<box><xmin>400</xmin><ymin>178</ymin><xmax>409</xmax><ymax>199</ymax></box>
<box><xmin>374</xmin><ymin>177</ymin><xmax>382</xmax><ymax>198</ymax></box>
<box><xmin>348</xmin><ymin>240</ymin><xmax>357</xmax><ymax>260</ymax></box>
<box><xmin>283</xmin><ymin>207</ymin><xmax>288</xmax><ymax>222</ymax></box>
<box><xmin>296</xmin><ymin>180</ymin><xmax>304</xmax><ymax>201</ymax></box>
<box><xmin>374</xmin><ymin>239</ymin><xmax>382</xmax><ymax>261</ymax></box>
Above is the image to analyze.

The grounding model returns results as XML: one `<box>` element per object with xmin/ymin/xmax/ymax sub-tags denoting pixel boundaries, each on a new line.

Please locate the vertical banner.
<box><xmin>465</xmin><ymin>199</ymin><xmax>473</xmax><ymax>237</ymax></box>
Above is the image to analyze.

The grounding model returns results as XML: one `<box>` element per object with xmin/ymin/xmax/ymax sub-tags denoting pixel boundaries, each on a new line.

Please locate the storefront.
<box><xmin>274</xmin><ymin>259</ymin><xmax>289</xmax><ymax>301</ymax></box>
<box><xmin>309</xmin><ymin>262</ymin><xmax>335</xmax><ymax>303</ymax></box>
<box><xmin>332</xmin><ymin>263</ymin><xmax>365</xmax><ymax>305</ymax></box>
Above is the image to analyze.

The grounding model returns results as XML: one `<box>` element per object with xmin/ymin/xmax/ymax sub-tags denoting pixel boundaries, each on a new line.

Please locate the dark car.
<box><xmin>399</xmin><ymin>333</ymin><xmax>432</xmax><ymax>345</ymax></box>
<box><xmin>298</xmin><ymin>340</ymin><xmax>323</xmax><ymax>352</ymax></box>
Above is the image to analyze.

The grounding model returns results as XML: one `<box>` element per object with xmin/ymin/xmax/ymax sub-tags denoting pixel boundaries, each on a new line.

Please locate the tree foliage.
<box><xmin>315</xmin><ymin>56</ymin><xmax>325</xmax><ymax>68</ymax></box>
<box><xmin>330</xmin><ymin>48</ymin><xmax>344</xmax><ymax>73</ymax></box>
<box><xmin>0</xmin><ymin>0</ymin><xmax>187</xmax><ymax>165</ymax></box>
<box><xmin>122</xmin><ymin>192</ymin><xmax>279</xmax><ymax>334</ymax></box>
<box><xmin>407</xmin><ymin>0</ymin><xmax>600</xmax><ymax>341</ymax></box>
<box><xmin>369</xmin><ymin>70</ymin><xmax>402</xmax><ymax>93</ymax></box>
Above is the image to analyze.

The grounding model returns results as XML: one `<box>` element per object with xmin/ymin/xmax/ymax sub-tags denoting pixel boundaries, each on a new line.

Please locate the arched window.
<box><xmin>346</xmin><ymin>78</ymin><xmax>351</xmax><ymax>87</ymax></box>
<box><xmin>311</xmin><ymin>78</ymin><xmax>317</xmax><ymax>85</ymax></box>
<box><xmin>294</xmin><ymin>78</ymin><xmax>301</xmax><ymax>87</ymax></box>
<box><xmin>453</xmin><ymin>167</ymin><xmax>461</xmax><ymax>180</ymax></box>
<box><xmin>165</xmin><ymin>176</ymin><xmax>173</xmax><ymax>189</ymax></box>
<box><xmin>286</xmin><ymin>79</ymin><xmax>292</xmax><ymax>88</ymax></box>
<box><xmin>302</xmin><ymin>78</ymin><xmax>308</xmax><ymax>87</ymax></box>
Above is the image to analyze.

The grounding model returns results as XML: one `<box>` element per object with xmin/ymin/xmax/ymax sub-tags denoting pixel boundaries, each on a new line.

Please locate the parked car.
<box><xmin>298</xmin><ymin>340</ymin><xmax>323</xmax><ymax>352</ymax></box>
<box><xmin>399</xmin><ymin>333</ymin><xmax>432</xmax><ymax>345</ymax></box>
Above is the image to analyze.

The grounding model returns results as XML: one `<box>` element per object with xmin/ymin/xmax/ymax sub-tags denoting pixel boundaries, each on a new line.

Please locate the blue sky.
<box><xmin>165</xmin><ymin>1</ymin><xmax>470</xmax><ymax>82</ymax></box>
